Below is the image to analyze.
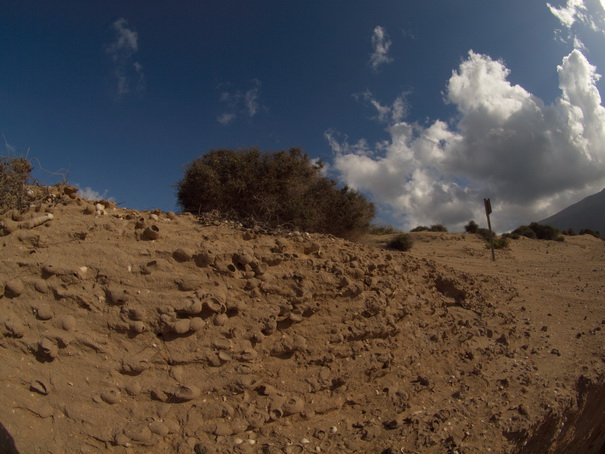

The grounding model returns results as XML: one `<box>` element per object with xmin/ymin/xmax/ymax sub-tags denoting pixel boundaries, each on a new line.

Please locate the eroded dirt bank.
<box><xmin>1</xmin><ymin>189</ymin><xmax>604</xmax><ymax>453</ymax></box>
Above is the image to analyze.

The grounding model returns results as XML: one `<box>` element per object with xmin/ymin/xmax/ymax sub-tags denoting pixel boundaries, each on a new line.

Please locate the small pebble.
<box><xmin>125</xmin><ymin>425</ymin><xmax>153</xmax><ymax>443</ymax></box>
<box><xmin>129</xmin><ymin>321</ymin><xmax>146</xmax><ymax>334</ymax></box>
<box><xmin>126</xmin><ymin>382</ymin><xmax>142</xmax><ymax>396</ymax></box>
<box><xmin>36</xmin><ymin>303</ymin><xmax>54</xmax><ymax>320</ymax></box>
<box><xmin>149</xmin><ymin>420</ymin><xmax>170</xmax><ymax>436</ymax></box>
<box><xmin>101</xmin><ymin>388</ymin><xmax>121</xmax><ymax>405</ymax></box>
<box><xmin>4</xmin><ymin>318</ymin><xmax>25</xmax><ymax>338</ymax></box>
<box><xmin>60</xmin><ymin>315</ymin><xmax>77</xmax><ymax>331</ymax></box>
<box><xmin>151</xmin><ymin>389</ymin><xmax>168</xmax><ymax>402</ymax></box>
<box><xmin>174</xmin><ymin>384</ymin><xmax>200</xmax><ymax>401</ymax></box>
<box><xmin>214</xmin><ymin>313</ymin><xmax>228</xmax><ymax>326</ymax></box>
<box><xmin>33</xmin><ymin>279</ymin><xmax>49</xmax><ymax>294</ymax></box>
<box><xmin>189</xmin><ymin>317</ymin><xmax>205</xmax><ymax>332</ymax></box>
<box><xmin>172</xmin><ymin>319</ymin><xmax>190</xmax><ymax>334</ymax></box>
<box><xmin>39</xmin><ymin>338</ymin><xmax>59</xmax><ymax>359</ymax></box>
<box><xmin>5</xmin><ymin>278</ymin><xmax>24</xmax><ymax>297</ymax></box>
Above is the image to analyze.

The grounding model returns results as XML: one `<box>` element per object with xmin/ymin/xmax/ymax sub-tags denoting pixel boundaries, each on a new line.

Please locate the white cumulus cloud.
<box><xmin>548</xmin><ymin>0</ymin><xmax>605</xmax><ymax>48</ymax></box>
<box><xmin>369</xmin><ymin>26</ymin><xmax>393</xmax><ymax>71</ymax></box>
<box><xmin>353</xmin><ymin>90</ymin><xmax>408</xmax><ymax>124</ymax></box>
<box><xmin>77</xmin><ymin>186</ymin><xmax>114</xmax><ymax>202</ymax></box>
<box><xmin>328</xmin><ymin>50</ymin><xmax>605</xmax><ymax>232</ymax></box>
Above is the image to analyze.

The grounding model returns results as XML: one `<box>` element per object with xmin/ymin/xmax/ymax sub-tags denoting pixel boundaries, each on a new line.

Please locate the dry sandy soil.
<box><xmin>1</xmin><ymin>187</ymin><xmax>604</xmax><ymax>454</ymax></box>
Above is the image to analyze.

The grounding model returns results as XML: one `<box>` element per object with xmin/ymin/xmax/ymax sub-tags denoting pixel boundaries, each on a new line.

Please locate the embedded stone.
<box><xmin>173</xmin><ymin>248</ymin><xmax>193</xmax><ymax>262</ymax></box>
<box><xmin>129</xmin><ymin>321</ymin><xmax>146</xmax><ymax>334</ymax></box>
<box><xmin>189</xmin><ymin>317</ymin><xmax>205</xmax><ymax>332</ymax></box>
<box><xmin>126</xmin><ymin>382</ymin><xmax>142</xmax><ymax>396</ymax></box>
<box><xmin>38</xmin><ymin>338</ymin><xmax>59</xmax><ymax>359</ymax></box>
<box><xmin>174</xmin><ymin>384</ymin><xmax>201</xmax><ymax>402</ymax></box>
<box><xmin>60</xmin><ymin>315</ymin><xmax>77</xmax><ymax>331</ymax></box>
<box><xmin>35</xmin><ymin>303</ymin><xmax>54</xmax><ymax>320</ymax></box>
<box><xmin>5</xmin><ymin>278</ymin><xmax>24</xmax><ymax>297</ymax></box>
<box><xmin>172</xmin><ymin>319</ymin><xmax>191</xmax><ymax>334</ymax></box>
<box><xmin>149</xmin><ymin>420</ymin><xmax>170</xmax><ymax>436</ymax></box>
<box><xmin>101</xmin><ymin>388</ymin><xmax>121</xmax><ymax>405</ymax></box>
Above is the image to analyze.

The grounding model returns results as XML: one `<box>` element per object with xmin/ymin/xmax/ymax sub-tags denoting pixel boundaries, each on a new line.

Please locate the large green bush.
<box><xmin>176</xmin><ymin>148</ymin><xmax>375</xmax><ymax>239</ymax></box>
<box><xmin>512</xmin><ymin>222</ymin><xmax>563</xmax><ymax>241</ymax></box>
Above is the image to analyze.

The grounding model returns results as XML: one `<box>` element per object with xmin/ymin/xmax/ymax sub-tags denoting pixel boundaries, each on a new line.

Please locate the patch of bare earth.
<box><xmin>1</xmin><ymin>189</ymin><xmax>604</xmax><ymax>453</ymax></box>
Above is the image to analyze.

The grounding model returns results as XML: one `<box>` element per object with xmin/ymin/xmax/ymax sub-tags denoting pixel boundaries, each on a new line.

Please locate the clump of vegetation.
<box><xmin>490</xmin><ymin>236</ymin><xmax>510</xmax><ymax>249</ymax></box>
<box><xmin>369</xmin><ymin>224</ymin><xmax>400</xmax><ymax>235</ymax></box>
<box><xmin>561</xmin><ymin>228</ymin><xmax>601</xmax><ymax>239</ymax></box>
<box><xmin>176</xmin><ymin>148</ymin><xmax>375</xmax><ymax>239</ymax></box>
<box><xmin>464</xmin><ymin>220</ymin><xmax>479</xmax><ymax>234</ymax></box>
<box><xmin>502</xmin><ymin>232</ymin><xmax>520</xmax><ymax>240</ymax></box>
<box><xmin>579</xmin><ymin>229</ymin><xmax>601</xmax><ymax>239</ymax></box>
<box><xmin>1</xmin><ymin>154</ymin><xmax>33</xmax><ymax>215</ymax></box>
<box><xmin>387</xmin><ymin>233</ymin><xmax>414</xmax><ymax>251</ymax></box>
<box><xmin>477</xmin><ymin>227</ymin><xmax>493</xmax><ymax>242</ymax></box>
<box><xmin>465</xmin><ymin>220</ymin><xmax>490</xmax><ymax>241</ymax></box>
<box><xmin>411</xmin><ymin>224</ymin><xmax>448</xmax><ymax>232</ymax></box>
<box><xmin>512</xmin><ymin>224</ymin><xmax>537</xmax><ymax>239</ymax></box>
<box><xmin>466</xmin><ymin>220</ymin><xmax>509</xmax><ymax>249</ymax></box>
<box><xmin>512</xmin><ymin>222</ymin><xmax>563</xmax><ymax>241</ymax></box>
<box><xmin>410</xmin><ymin>225</ymin><xmax>429</xmax><ymax>232</ymax></box>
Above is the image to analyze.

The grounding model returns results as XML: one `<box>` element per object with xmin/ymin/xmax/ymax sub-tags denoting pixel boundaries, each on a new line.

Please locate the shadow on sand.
<box><xmin>0</xmin><ymin>422</ymin><xmax>19</xmax><ymax>454</ymax></box>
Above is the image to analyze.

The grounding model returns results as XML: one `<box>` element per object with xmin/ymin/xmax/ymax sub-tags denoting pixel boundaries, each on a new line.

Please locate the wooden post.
<box><xmin>484</xmin><ymin>198</ymin><xmax>495</xmax><ymax>262</ymax></box>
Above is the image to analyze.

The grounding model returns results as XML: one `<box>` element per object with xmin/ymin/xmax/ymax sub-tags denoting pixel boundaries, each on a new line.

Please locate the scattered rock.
<box><xmin>125</xmin><ymin>382</ymin><xmax>142</xmax><ymax>396</ymax></box>
<box><xmin>38</xmin><ymin>338</ymin><xmax>59</xmax><ymax>360</ymax></box>
<box><xmin>59</xmin><ymin>315</ymin><xmax>77</xmax><ymax>331</ymax></box>
<box><xmin>149</xmin><ymin>420</ymin><xmax>170</xmax><ymax>436</ymax></box>
<box><xmin>101</xmin><ymin>388</ymin><xmax>121</xmax><ymax>405</ymax></box>
<box><xmin>5</xmin><ymin>278</ymin><xmax>24</xmax><ymax>297</ymax></box>
<box><xmin>173</xmin><ymin>384</ymin><xmax>201</xmax><ymax>402</ymax></box>
<box><xmin>35</xmin><ymin>303</ymin><xmax>54</xmax><ymax>321</ymax></box>
<box><xmin>142</xmin><ymin>225</ymin><xmax>160</xmax><ymax>240</ymax></box>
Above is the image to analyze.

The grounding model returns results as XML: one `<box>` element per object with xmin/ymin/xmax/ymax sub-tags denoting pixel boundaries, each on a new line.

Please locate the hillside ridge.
<box><xmin>1</xmin><ymin>187</ymin><xmax>604</xmax><ymax>453</ymax></box>
<box><xmin>539</xmin><ymin>188</ymin><xmax>605</xmax><ymax>234</ymax></box>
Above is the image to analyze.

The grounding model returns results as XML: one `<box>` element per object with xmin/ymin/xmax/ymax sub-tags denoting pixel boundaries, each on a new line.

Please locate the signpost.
<box><xmin>484</xmin><ymin>198</ymin><xmax>495</xmax><ymax>262</ymax></box>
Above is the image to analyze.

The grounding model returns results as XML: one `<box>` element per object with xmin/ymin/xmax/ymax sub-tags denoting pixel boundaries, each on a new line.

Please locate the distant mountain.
<box><xmin>539</xmin><ymin>188</ymin><xmax>605</xmax><ymax>234</ymax></box>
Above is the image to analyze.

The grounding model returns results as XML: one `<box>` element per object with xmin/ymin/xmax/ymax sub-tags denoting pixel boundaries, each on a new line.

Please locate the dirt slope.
<box><xmin>1</xmin><ymin>187</ymin><xmax>604</xmax><ymax>454</ymax></box>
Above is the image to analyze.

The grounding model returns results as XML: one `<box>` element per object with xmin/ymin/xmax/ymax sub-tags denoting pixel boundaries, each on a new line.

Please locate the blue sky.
<box><xmin>2</xmin><ymin>1</ymin><xmax>605</xmax><ymax>231</ymax></box>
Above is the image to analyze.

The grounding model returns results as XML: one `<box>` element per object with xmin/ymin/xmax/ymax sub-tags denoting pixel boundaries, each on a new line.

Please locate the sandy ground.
<box><xmin>1</xmin><ymin>187</ymin><xmax>604</xmax><ymax>454</ymax></box>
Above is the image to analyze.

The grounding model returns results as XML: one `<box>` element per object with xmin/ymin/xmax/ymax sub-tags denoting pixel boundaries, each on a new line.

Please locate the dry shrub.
<box><xmin>513</xmin><ymin>222</ymin><xmax>563</xmax><ymax>241</ymax></box>
<box><xmin>411</xmin><ymin>224</ymin><xmax>448</xmax><ymax>232</ymax></box>
<box><xmin>464</xmin><ymin>220</ymin><xmax>479</xmax><ymax>234</ymax></box>
<box><xmin>387</xmin><ymin>233</ymin><xmax>414</xmax><ymax>251</ymax></box>
<box><xmin>177</xmin><ymin>148</ymin><xmax>375</xmax><ymax>239</ymax></box>
<box><xmin>0</xmin><ymin>155</ymin><xmax>33</xmax><ymax>215</ymax></box>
